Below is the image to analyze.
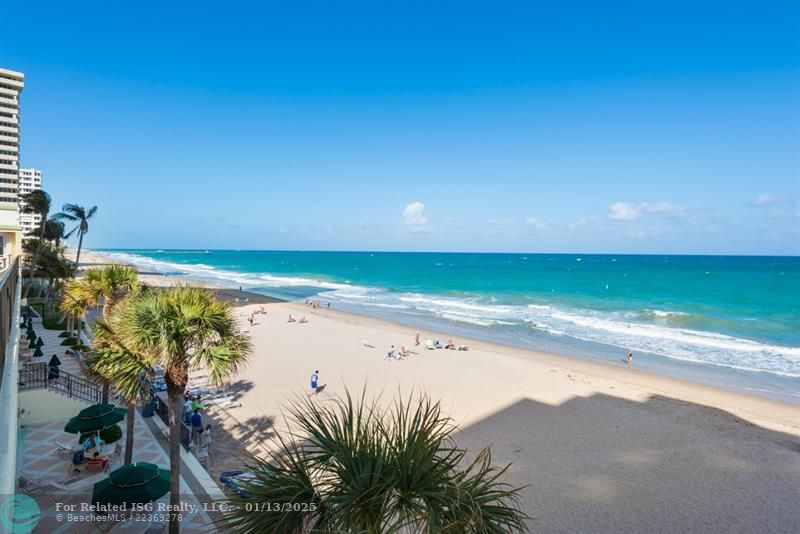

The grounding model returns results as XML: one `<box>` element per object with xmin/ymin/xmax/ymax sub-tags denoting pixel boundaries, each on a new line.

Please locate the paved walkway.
<box><xmin>18</xmin><ymin>313</ymin><xmax>217</xmax><ymax>533</ymax></box>
<box><xmin>20</xmin><ymin>314</ymin><xmax>90</xmax><ymax>380</ymax></box>
<box><xmin>20</xmin><ymin>409</ymin><xmax>215</xmax><ymax>533</ymax></box>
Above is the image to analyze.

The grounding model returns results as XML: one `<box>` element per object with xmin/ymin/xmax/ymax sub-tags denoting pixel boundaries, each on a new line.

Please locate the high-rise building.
<box><xmin>18</xmin><ymin>168</ymin><xmax>41</xmax><ymax>235</ymax></box>
<box><xmin>0</xmin><ymin>67</ymin><xmax>23</xmax><ymax>263</ymax></box>
<box><xmin>0</xmin><ymin>68</ymin><xmax>24</xmax><ymax>504</ymax></box>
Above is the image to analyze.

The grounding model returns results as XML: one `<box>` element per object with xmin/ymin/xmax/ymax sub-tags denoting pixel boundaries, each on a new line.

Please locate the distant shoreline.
<box><xmin>74</xmin><ymin>248</ymin><xmax>800</xmax><ymax>407</ymax></box>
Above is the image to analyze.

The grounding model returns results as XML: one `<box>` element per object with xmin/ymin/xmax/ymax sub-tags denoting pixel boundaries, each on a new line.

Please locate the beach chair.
<box><xmin>207</xmin><ymin>396</ymin><xmax>241</xmax><ymax>409</ymax></box>
<box><xmin>54</xmin><ymin>438</ymin><xmax>78</xmax><ymax>459</ymax></box>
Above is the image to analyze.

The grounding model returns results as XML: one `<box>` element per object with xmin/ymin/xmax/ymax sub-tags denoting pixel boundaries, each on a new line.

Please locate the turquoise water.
<box><xmin>99</xmin><ymin>250</ymin><xmax>800</xmax><ymax>401</ymax></box>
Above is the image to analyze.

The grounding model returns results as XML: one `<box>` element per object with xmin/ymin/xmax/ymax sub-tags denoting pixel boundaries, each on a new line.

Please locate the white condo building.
<box><xmin>18</xmin><ymin>167</ymin><xmax>42</xmax><ymax>235</ymax></box>
<box><xmin>0</xmin><ymin>67</ymin><xmax>23</xmax><ymax>263</ymax></box>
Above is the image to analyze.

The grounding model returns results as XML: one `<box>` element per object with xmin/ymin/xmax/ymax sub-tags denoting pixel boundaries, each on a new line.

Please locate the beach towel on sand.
<box><xmin>424</xmin><ymin>339</ymin><xmax>435</xmax><ymax>350</ymax></box>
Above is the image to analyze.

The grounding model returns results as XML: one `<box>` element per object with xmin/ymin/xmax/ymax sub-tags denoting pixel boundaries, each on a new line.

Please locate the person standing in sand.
<box><xmin>415</xmin><ymin>331</ymin><xmax>420</xmax><ymax>346</ymax></box>
<box><xmin>387</xmin><ymin>345</ymin><xmax>395</xmax><ymax>360</ymax></box>
<box><xmin>310</xmin><ymin>370</ymin><xmax>320</xmax><ymax>395</ymax></box>
<box><xmin>627</xmin><ymin>350</ymin><xmax>633</xmax><ymax>367</ymax></box>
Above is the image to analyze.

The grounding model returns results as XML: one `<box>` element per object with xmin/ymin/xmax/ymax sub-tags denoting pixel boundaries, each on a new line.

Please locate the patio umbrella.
<box><xmin>48</xmin><ymin>354</ymin><xmax>61</xmax><ymax>380</ymax></box>
<box><xmin>35</xmin><ymin>337</ymin><xmax>44</xmax><ymax>347</ymax></box>
<box><xmin>65</xmin><ymin>404</ymin><xmax>127</xmax><ymax>434</ymax></box>
<box><xmin>33</xmin><ymin>347</ymin><xmax>44</xmax><ymax>358</ymax></box>
<box><xmin>27</xmin><ymin>338</ymin><xmax>36</xmax><ymax>349</ymax></box>
<box><xmin>26</xmin><ymin>329</ymin><xmax>36</xmax><ymax>341</ymax></box>
<box><xmin>92</xmin><ymin>462</ymin><xmax>170</xmax><ymax>507</ymax></box>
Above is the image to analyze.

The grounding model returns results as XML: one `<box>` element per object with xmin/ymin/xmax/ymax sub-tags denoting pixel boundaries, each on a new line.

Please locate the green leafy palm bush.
<box><xmin>223</xmin><ymin>389</ymin><xmax>528</xmax><ymax>533</ymax></box>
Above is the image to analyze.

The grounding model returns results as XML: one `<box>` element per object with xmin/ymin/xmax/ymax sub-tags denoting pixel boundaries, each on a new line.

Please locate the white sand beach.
<box><xmin>77</xmin><ymin>250</ymin><xmax>800</xmax><ymax>532</ymax></box>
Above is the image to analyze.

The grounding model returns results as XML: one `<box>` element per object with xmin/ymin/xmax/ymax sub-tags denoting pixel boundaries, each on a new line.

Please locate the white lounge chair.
<box><xmin>207</xmin><ymin>396</ymin><xmax>241</xmax><ymax>409</ymax></box>
<box><xmin>54</xmin><ymin>439</ymin><xmax>78</xmax><ymax>459</ymax></box>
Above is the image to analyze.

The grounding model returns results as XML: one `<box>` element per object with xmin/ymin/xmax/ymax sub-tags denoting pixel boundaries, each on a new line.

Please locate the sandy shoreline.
<box><xmin>76</xmin><ymin>250</ymin><xmax>800</xmax><ymax>532</ymax></box>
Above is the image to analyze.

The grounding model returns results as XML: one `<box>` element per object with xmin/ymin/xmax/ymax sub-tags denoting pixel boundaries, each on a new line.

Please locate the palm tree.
<box><xmin>114</xmin><ymin>286</ymin><xmax>251</xmax><ymax>534</ymax></box>
<box><xmin>21</xmin><ymin>189</ymin><xmax>52</xmax><ymax>296</ymax></box>
<box><xmin>79</xmin><ymin>265</ymin><xmax>139</xmax><ymax>320</ymax></box>
<box><xmin>54</xmin><ymin>203</ymin><xmax>97</xmax><ymax>271</ymax></box>
<box><xmin>89</xmin><ymin>311</ymin><xmax>154</xmax><ymax>466</ymax></box>
<box><xmin>223</xmin><ymin>390</ymin><xmax>528</xmax><ymax>533</ymax></box>
<box><xmin>38</xmin><ymin>218</ymin><xmax>66</xmax><ymax>245</ymax></box>
<box><xmin>71</xmin><ymin>265</ymin><xmax>139</xmax><ymax>401</ymax></box>
<box><xmin>60</xmin><ymin>281</ymin><xmax>92</xmax><ymax>342</ymax></box>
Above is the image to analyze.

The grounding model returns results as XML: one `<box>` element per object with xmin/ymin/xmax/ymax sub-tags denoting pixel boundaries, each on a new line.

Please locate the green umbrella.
<box><xmin>35</xmin><ymin>337</ymin><xmax>44</xmax><ymax>347</ymax></box>
<box><xmin>93</xmin><ymin>462</ymin><xmax>170</xmax><ymax>507</ymax></box>
<box><xmin>27</xmin><ymin>338</ymin><xmax>36</xmax><ymax>349</ymax></box>
<box><xmin>33</xmin><ymin>347</ymin><xmax>43</xmax><ymax>358</ymax></box>
<box><xmin>65</xmin><ymin>404</ymin><xmax>127</xmax><ymax>434</ymax></box>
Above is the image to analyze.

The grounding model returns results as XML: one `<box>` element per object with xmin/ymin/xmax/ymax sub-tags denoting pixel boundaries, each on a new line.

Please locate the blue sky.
<box><xmin>2</xmin><ymin>1</ymin><xmax>798</xmax><ymax>254</ymax></box>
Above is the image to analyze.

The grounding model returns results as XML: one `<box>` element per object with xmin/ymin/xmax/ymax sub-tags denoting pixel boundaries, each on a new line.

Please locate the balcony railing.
<box><xmin>19</xmin><ymin>362</ymin><xmax>103</xmax><ymax>404</ymax></box>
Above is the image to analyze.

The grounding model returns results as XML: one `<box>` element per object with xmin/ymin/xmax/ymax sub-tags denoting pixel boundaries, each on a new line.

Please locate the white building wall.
<box><xmin>18</xmin><ymin>167</ymin><xmax>41</xmax><ymax>236</ymax></box>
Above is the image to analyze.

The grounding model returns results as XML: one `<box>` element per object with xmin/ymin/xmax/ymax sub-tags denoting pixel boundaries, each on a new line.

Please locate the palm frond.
<box><xmin>223</xmin><ymin>388</ymin><xmax>528</xmax><ymax>533</ymax></box>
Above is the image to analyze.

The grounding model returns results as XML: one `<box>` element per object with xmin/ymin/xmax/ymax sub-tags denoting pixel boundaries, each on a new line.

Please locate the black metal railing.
<box><xmin>19</xmin><ymin>362</ymin><xmax>103</xmax><ymax>404</ymax></box>
<box><xmin>149</xmin><ymin>385</ymin><xmax>193</xmax><ymax>450</ymax></box>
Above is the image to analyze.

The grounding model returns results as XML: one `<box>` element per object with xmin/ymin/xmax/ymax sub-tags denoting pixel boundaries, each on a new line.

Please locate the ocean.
<box><xmin>97</xmin><ymin>250</ymin><xmax>800</xmax><ymax>402</ymax></box>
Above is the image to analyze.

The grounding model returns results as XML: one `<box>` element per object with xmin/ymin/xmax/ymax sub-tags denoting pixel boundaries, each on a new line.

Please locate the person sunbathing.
<box><xmin>288</xmin><ymin>314</ymin><xmax>296</xmax><ymax>322</ymax></box>
<box><xmin>299</xmin><ymin>316</ymin><xmax>308</xmax><ymax>323</ymax></box>
<box><xmin>445</xmin><ymin>339</ymin><xmax>456</xmax><ymax>350</ymax></box>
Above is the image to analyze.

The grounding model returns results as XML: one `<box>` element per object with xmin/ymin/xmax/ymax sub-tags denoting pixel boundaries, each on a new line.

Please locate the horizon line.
<box><xmin>88</xmin><ymin>247</ymin><xmax>800</xmax><ymax>258</ymax></box>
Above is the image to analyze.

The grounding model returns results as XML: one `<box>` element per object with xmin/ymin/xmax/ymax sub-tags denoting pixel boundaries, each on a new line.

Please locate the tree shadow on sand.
<box><xmin>453</xmin><ymin>393</ymin><xmax>800</xmax><ymax>533</ymax></box>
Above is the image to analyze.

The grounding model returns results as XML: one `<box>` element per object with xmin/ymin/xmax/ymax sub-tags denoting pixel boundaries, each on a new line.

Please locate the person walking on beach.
<box><xmin>627</xmin><ymin>350</ymin><xmax>633</xmax><ymax>367</ymax></box>
<box><xmin>387</xmin><ymin>345</ymin><xmax>395</xmax><ymax>360</ymax></box>
<box><xmin>310</xmin><ymin>370</ymin><xmax>320</xmax><ymax>395</ymax></box>
<box><xmin>415</xmin><ymin>331</ymin><xmax>420</xmax><ymax>346</ymax></box>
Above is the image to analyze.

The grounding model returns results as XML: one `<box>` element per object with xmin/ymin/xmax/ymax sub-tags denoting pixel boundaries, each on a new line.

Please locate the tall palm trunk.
<box><xmin>125</xmin><ymin>401</ymin><xmax>136</xmax><ymax>465</ymax></box>
<box><xmin>100</xmin><ymin>297</ymin><xmax>117</xmax><ymax>403</ymax></box>
<box><xmin>167</xmin><ymin>384</ymin><xmax>185</xmax><ymax>534</ymax></box>
<box><xmin>75</xmin><ymin>229</ymin><xmax>85</xmax><ymax>271</ymax></box>
<box><xmin>22</xmin><ymin>223</ymin><xmax>48</xmax><ymax>298</ymax></box>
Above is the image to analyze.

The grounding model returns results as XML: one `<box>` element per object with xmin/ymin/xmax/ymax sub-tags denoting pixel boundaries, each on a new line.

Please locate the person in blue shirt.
<box><xmin>82</xmin><ymin>432</ymin><xmax>103</xmax><ymax>452</ymax></box>
<box><xmin>191</xmin><ymin>409</ymin><xmax>204</xmax><ymax>444</ymax></box>
<box><xmin>310</xmin><ymin>370</ymin><xmax>319</xmax><ymax>396</ymax></box>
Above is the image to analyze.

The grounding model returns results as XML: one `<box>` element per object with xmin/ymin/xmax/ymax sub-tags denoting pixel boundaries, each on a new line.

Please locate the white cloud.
<box><xmin>525</xmin><ymin>217</ymin><xmax>546</xmax><ymax>231</ymax></box>
<box><xmin>609</xmin><ymin>201</ymin><xmax>684</xmax><ymax>221</ymax></box>
<box><xmin>754</xmin><ymin>193</ymin><xmax>783</xmax><ymax>206</ymax></box>
<box><xmin>402</xmin><ymin>201</ymin><xmax>427</xmax><ymax>226</ymax></box>
<box><xmin>646</xmin><ymin>201</ymin><xmax>683</xmax><ymax>214</ymax></box>
<box><xmin>608</xmin><ymin>202</ymin><xmax>641</xmax><ymax>221</ymax></box>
